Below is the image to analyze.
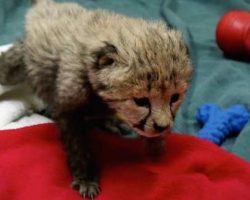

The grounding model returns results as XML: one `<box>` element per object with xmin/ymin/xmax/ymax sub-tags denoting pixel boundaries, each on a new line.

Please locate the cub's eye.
<box><xmin>95</xmin><ymin>43</ymin><xmax>117</xmax><ymax>68</ymax></box>
<box><xmin>98</xmin><ymin>55</ymin><xmax>114</xmax><ymax>66</ymax></box>
<box><xmin>170</xmin><ymin>93</ymin><xmax>180</xmax><ymax>104</ymax></box>
<box><xmin>133</xmin><ymin>97</ymin><xmax>150</xmax><ymax>108</ymax></box>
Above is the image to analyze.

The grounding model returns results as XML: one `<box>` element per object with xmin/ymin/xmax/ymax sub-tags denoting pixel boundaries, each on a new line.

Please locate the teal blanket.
<box><xmin>161</xmin><ymin>0</ymin><xmax>250</xmax><ymax>159</ymax></box>
<box><xmin>0</xmin><ymin>0</ymin><xmax>249</xmax><ymax>160</ymax></box>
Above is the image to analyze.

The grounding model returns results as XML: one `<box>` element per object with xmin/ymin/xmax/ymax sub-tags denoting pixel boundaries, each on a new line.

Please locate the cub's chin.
<box><xmin>133</xmin><ymin>127</ymin><xmax>170</xmax><ymax>138</ymax></box>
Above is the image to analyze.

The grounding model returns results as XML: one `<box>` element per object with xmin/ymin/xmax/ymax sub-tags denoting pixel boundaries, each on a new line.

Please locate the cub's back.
<box><xmin>25</xmin><ymin>1</ymin><xmax>91</xmax><ymax>51</ymax></box>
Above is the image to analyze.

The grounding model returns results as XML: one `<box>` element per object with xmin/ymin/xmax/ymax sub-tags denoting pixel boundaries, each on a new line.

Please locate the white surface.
<box><xmin>0</xmin><ymin>44</ymin><xmax>13</xmax><ymax>52</ymax></box>
<box><xmin>2</xmin><ymin>114</ymin><xmax>53</xmax><ymax>130</ymax></box>
<box><xmin>0</xmin><ymin>44</ymin><xmax>53</xmax><ymax>130</ymax></box>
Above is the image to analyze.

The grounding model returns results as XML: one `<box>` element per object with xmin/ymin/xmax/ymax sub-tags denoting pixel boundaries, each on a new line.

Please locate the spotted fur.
<box><xmin>0</xmin><ymin>0</ymin><xmax>192</xmax><ymax>198</ymax></box>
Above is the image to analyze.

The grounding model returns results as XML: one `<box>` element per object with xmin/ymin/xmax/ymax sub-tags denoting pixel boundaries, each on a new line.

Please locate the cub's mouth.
<box><xmin>132</xmin><ymin>120</ymin><xmax>171</xmax><ymax>138</ymax></box>
<box><xmin>132</xmin><ymin>126</ymin><xmax>171</xmax><ymax>138</ymax></box>
<box><xmin>133</xmin><ymin>127</ymin><xmax>163</xmax><ymax>138</ymax></box>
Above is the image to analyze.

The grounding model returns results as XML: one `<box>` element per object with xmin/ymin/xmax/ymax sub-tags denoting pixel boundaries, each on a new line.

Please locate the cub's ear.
<box><xmin>94</xmin><ymin>43</ymin><xmax>117</xmax><ymax>68</ymax></box>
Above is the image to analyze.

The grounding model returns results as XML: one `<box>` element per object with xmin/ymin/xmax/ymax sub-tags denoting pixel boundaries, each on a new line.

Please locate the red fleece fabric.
<box><xmin>0</xmin><ymin>123</ymin><xmax>250</xmax><ymax>200</ymax></box>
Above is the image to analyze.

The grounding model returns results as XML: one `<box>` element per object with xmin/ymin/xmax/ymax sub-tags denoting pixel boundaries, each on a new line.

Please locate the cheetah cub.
<box><xmin>0</xmin><ymin>0</ymin><xmax>192</xmax><ymax>198</ymax></box>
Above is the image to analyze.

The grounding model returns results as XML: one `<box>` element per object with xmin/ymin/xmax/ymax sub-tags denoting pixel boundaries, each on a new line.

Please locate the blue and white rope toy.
<box><xmin>196</xmin><ymin>103</ymin><xmax>250</xmax><ymax>145</ymax></box>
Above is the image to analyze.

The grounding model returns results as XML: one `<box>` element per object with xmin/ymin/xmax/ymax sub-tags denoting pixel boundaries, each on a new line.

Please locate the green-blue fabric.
<box><xmin>161</xmin><ymin>0</ymin><xmax>250</xmax><ymax>160</ymax></box>
<box><xmin>0</xmin><ymin>0</ymin><xmax>164</xmax><ymax>45</ymax></box>
<box><xmin>0</xmin><ymin>0</ymin><xmax>249</xmax><ymax>160</ymax></box>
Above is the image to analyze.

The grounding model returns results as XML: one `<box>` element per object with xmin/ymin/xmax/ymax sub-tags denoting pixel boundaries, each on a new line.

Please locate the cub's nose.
<box><xmin>153</xmin><ymin>123</ymin><xmax>169</xmax><ymax>133</ymax></box>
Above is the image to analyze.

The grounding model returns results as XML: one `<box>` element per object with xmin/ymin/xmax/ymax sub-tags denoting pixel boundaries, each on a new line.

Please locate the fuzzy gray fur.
<box><xmin>0</xmin><ymin>0</ymin><xmax>192</xmax><ymax>198</ymax></box>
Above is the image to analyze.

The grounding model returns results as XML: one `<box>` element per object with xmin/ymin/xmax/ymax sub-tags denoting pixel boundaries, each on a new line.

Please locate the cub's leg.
<box><xmin>0</xmin><ymin>40</ymin><xmax>25</xmax><ymax>85</ymax></box>
<box><xmin>56</xmin><ymin>111</ymin><xmax>100</xmax><ymax>199</ymax></box>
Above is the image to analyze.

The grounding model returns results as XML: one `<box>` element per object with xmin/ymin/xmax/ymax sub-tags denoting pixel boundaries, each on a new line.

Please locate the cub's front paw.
<box><xmin>100</xmin><ymin>116</ymin><xmax>137</xmax><ymax>137</ymax></box>
<box><xmin>72</xmin><ymin>179</ymin><xmax>100</xmax><ymax>199</ymax></box>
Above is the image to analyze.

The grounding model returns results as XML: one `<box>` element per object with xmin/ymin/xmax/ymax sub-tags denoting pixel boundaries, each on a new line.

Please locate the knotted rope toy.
<box><xmin>196</xmin><ymin>103</ymin><xmax>250</xmax><ymax>145</ymax></box>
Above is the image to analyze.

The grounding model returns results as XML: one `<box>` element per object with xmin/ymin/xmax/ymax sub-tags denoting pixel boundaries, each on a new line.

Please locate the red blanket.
<box><xmin>0</xmin><ymin>123</ymin><xmax>250</xmax><ymax>200</ymax></box>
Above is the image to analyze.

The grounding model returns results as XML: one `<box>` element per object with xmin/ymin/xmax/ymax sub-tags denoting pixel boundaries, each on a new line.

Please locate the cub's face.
<box><xmin>88</xmin><ymin>28</ymin><xmax>192</xmax><ymax>137</ymax></box>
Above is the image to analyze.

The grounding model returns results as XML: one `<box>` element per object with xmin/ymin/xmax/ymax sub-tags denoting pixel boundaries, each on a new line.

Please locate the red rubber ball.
<box><xmin>216</xmin><ymin>10</ymin><xmax>250</xmax><ymax>56</ymax></box>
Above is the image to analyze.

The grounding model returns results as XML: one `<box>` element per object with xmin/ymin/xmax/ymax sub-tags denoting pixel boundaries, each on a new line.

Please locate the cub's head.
<box><xmin>87</xmin><ymin>21</ymin><xmax>192</xmax><ymax>137</ymax></box>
